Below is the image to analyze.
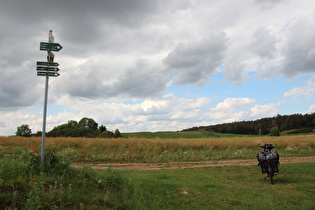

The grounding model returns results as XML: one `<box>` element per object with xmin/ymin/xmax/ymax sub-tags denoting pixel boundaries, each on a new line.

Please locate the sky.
<box><xmin>1</xmin><ymin>0</ymin><xmax>315</xmax><ymax>135</ymax></box>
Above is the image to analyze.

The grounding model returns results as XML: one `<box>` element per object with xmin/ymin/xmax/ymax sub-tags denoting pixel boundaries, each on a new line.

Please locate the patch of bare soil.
<box><xmin>72</xmin><ymin>156</ymin><xmax>315</xmax><ymax>171</ymax></box>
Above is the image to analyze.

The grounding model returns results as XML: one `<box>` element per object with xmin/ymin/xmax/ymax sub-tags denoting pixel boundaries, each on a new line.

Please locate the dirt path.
<box><xmin>72</xmin><ymin>156</ymin><xmax>315</xmax><ymax>170</ymax></box>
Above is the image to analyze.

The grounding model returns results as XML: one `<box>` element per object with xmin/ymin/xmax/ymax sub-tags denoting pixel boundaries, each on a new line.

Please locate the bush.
<box><xmin>26</xmin><ymin>150</ymin><xmax>71</xmax><ymax>175</ymax></box>
<box><xmin>270</xmin><ymin>126</ymin><xmax>280</xmax><ymax>136</ymax></box>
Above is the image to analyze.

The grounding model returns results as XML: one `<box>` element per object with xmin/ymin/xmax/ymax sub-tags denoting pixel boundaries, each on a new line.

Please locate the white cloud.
<box><xmin>53</xmin><ymin>94</ymin><xmax>211</xmax><ymax>132</ymax></box>
<box><xmin>283</xmin><ymin>76</ymin><xmax>315</xmax><ymax>99</ymax></box>
<box><xmin>249</xmin><ymin>103</ymin><xmax>279</xmax><ymax>118</ymax></box>
<box><xmin>213</xmin><ymin>98</ymin><xmax>256</xmax><ymax>111</ymax></box>
<box><xmin>307</xmin><ymin>104</ymin><xmax>315</xmax><ymax>113</ymax></box>
<box><xmin>0</xmin><ymin>111</ymin><xmax>39</xmax><ymax>135</ymax></box>
<box><xmin>209</xmin><ymin>98</ymin><xmax>256</xmax><ymax>122</ymax></box>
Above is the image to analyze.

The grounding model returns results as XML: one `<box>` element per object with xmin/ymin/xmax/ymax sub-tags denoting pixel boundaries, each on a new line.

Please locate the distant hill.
<box><xmin>182</xmin><ymin>113</ymin><xmax>315</xmax><ymax>135</ymax></box>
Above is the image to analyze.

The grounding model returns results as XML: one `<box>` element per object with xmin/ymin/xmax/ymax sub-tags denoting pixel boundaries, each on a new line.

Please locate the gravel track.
<box><xmin>72</xmin><ymin>156</ymin><xmax>315</xmax><ymax>170</ymax></box>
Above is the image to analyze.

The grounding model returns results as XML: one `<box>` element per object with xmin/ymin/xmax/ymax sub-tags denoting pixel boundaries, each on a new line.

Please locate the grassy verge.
<box><xmin>0</xmin><ymin>151</ymin><xmax>134</xmax><ymax>209</ymax></box>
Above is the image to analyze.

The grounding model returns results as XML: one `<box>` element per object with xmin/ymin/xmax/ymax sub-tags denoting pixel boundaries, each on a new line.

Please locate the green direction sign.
<box><xmin>40</xmin><ymin>42</ymin><xmax>63</xmax><ymax>51</ymax></box>
<box><xmin>37</xmin><ymin>61</ymin><xmax>59</xmax><ymax>66</ymax></box>
<box><xmin>37</xmin><ymin>71</ymin><xmax>60</xmax><ymax>77</ymax></box>
<box><xmin>37</xmin><ymin>66</ymin><xmax>59</xmax><ymax>71</ymax></box>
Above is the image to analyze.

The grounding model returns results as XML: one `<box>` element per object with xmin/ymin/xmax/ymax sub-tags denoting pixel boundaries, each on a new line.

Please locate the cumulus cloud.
<box><xmin>209</xmin><ymin>98</ymin><xmax>256</xmax><ymax>122</ymax></box>
<box><xmin>283</xmin><ymin>76</ymin><xmax>315</xmax><ymax>99</ymax></box>
<box><xmin>54</xmin><ymin>58</ymin><xmax>169</xmax><ymax>100</ymax></box>
<box><xmin>249</xmin><ymin>103</ymin><xmax>279</xmax><ymax>118</ymax></box>
<box><xmin>249</xmin><ymin>28</ymin><xmax>278</xmax><ymax>59</ymax></box>
<box><xmin>280</xmin><ymin>13</ymin><xmax>315</xmax><ymax>77</ymax></box>
<box><xmin>163</xmin><ymin>32</ymin><xmax>227</xmax><ymax>86</ymax></box>
<box><xmin>208</xmin><ymin>98</ymin><xmax>280</xmax><ymax>124</ymax></box>
<box><xmin>0</xmin><ymin>63</ymin><xmax>42</xmax><ymax>110</ymax></box>
<box><xmin>55</xmin><ymin>94</ymin><xmax>211</xmax><ymax>132</ymax></box>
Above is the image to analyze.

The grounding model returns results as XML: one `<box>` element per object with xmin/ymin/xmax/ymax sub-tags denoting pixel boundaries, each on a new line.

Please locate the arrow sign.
<box><xmin>37</xmin><ymin>61</ymin><xmax>59</xmax><ymax>66</ymax></box>
<box><xmin>37</xmin><ymin>66</ymin><xmax>60</xmax><ymax>72</ymax></box>
<box><xmin>40</xmin><ymin>42</ymin><xmax>63</xmax><ymax>51</ymax></box>
<box><xmin>37</xmin><ymin>71</ymin><xmax>60</xmax><ymax>77</ymax></box>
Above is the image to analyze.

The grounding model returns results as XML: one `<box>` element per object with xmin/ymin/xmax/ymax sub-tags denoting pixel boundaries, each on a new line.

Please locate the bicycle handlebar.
<box><xmin>257</xmin><ymin>143</ymin><xmax>277</xmax><ymax>149</ymax></box>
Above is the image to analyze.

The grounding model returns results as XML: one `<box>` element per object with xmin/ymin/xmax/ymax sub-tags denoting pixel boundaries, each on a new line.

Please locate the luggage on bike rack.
<box><xmin>266</xmin><ymin>151</ymin><xmax>279</xmax><ymax>160</ymax></box>
<box><xmin>270</xmin><ymin>160</ymin><xmax>280</xmax><ymax>173</ymax></box>
<box><xmin>257</xmin><ymin>151</ymin><xmax>280</xmax><ymax>173</ymax></box>
<box><xmin>257</xmin><ymin>152</ymin><xmax>267</xmax><ymax>173</ymax></box>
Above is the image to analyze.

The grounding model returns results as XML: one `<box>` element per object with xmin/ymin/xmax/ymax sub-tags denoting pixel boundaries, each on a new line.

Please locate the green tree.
<box><xmin>99</xmin><ymin>125</ymin><xmax>107</xmax><ymax>132</ymax></box>
<box><xmin>67</xmin><ymin>120</ymin><xmax>78</xmax><ymax>128</ymax></box>
<box><xmin>270</xmin><ymin>126</ymin><xmax>280</xmax><ymax>136</ymax></box>
<box><xmin>16</xmin><ymin>124</ymin><xmax>32</xmax><ymax>137</ymax></box>
<box><xmin>114</xmin><ymin>129</ymin><xmax>122</xmax><ymax>138</ymax></box>
<box><xmin>33</xmin><ymin>131</ymin><xmax>42</xmax><ymax>137</ymax></box>
<box><xmin>79</xmin><ymin>117</ymin><xmax>98</xmax><ymax>130</ymax></box>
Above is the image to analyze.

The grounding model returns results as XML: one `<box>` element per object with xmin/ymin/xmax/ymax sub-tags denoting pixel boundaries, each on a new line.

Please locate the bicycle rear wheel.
<box><xmin>267</xmin><ymin>163</ymin><xmax>274</xmax><ymax>184</ymax></box>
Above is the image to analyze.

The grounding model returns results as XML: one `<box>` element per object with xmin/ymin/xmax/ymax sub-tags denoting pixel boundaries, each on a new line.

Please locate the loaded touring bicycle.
<box><xmin>257</xmin><ymin>144</ymin><xmax>280</xmax><ymax>184</ymax></box>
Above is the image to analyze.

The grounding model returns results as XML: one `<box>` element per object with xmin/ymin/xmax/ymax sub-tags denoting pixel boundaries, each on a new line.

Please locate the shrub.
<box><xmin>26</xmin><ymin>150</ymin><xmax>71</xmax><ymax>175</ymax></box>
<box><xmin>270</xmin><ymin>126</ymin><xmax>280</xmax><ymax>136</ymax></box>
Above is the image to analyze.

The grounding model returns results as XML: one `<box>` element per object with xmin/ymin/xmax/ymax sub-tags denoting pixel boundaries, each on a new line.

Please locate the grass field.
<box><xmin>124</xmin><ymin>162</ymin><xmax>315</xmax><ymax>209</ymax></box>
<box><xmin>1</xmin><ymin>158</ymin><xmax>314</xmax><ymax>209</ymax></box>
<box><xmin>0</xmin><ymin>134</ymin><xmax>314</xmax><ymax>209</ymax></box>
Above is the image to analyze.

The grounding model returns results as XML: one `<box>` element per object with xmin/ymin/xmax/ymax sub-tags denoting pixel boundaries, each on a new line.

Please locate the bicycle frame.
<box><xmin>264</xmin><ymin>159</ymin><xmax>274</xmax><ymax>184</ymax></box>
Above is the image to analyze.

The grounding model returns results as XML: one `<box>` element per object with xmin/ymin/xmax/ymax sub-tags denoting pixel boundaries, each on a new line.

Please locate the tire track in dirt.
<box><xmin>72</xmin><ymin>156</ymin><xmax>315</xmax><ymax>170</ymax></box>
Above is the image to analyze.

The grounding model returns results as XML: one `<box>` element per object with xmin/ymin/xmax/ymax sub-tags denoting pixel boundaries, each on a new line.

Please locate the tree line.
<box><xmin>16</xmin><ymin>117</ymin><xmax>122</xmax><ymax>138</ymax></box>
<box><xmin>183</xmin><ymin>113</ymin><xmax>315</xmax><ymax>135</ymax></box>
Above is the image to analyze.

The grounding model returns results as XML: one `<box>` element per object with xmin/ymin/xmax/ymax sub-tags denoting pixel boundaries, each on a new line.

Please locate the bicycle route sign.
<box><xmin>37</xmin><ymin>38</ymin><xmax>62</xmax><ymax>77</ymax></box>
<box><xmin>40</xmin><ymin>42</ymin><xmax>63</xmax><ymax>51</ymax></box>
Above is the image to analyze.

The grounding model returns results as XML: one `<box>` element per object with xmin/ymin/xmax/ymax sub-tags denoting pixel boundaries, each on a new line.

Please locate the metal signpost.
<box><xmin>37</xmin><ymin>30</ymin><xmax>62</xmax><ymax>168</ymax></box>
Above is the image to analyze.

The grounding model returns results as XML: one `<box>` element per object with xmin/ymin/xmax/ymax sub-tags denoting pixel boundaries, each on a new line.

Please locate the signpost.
<box><xmin>36</xmin><ymin>66</ymin><xmax>59</xmax><ymax>71</ymax></box>
<box><xmin>37</xmin><ymin>30</ymin><xmax>62</xmax><ymax>169</ymax></box>
<box><xmin>40</xmin><ymin>42</ymin><xmax>63</xmax><ymax>51</ymax></box>
<box><xmin>37</xmin><ymin>61</ymin><xmax>59</xmax><ymax>66</ymax></box>
<box><xmin>37</xmin><ymin>71</ymin><xmax>60</xmax><ymax>77</ymax></box>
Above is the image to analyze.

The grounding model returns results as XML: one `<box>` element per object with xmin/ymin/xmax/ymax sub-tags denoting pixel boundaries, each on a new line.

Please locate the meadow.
<box><xmin>1</xmin><ymin>135</ymin><xmax>314</xmax><ymax>163</ymax></box>
<box><xmin>0</xmin><ymin>134</ymin><xmax>314</xmax><ymax>209</ymax></box>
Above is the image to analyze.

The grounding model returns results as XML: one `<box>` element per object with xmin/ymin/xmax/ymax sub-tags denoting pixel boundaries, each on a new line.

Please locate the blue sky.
<box><xmin>0</xmin><ymin>0</ymin><xmax>315</xmax><ymax>135</ymax></box>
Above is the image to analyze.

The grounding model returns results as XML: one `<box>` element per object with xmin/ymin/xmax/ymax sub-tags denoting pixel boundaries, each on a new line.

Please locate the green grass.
<box><xmin>0</xmin><ymin>150</ymin><xmax>314</xmax><ymax>209</ymax></box>
<box><xmin>121</xmin><ymin>131</ymin><xmax>256</xmax><ymax>139</ymax></box>
<box><xmin>122</xmin><ymin>131</ymin><xmax>212</xmax><ymax>138</ymax></box>
<box><xmin>124</xmin><ymin>162</ymin><xmax>315</xmax><ymax>209</ymax></box>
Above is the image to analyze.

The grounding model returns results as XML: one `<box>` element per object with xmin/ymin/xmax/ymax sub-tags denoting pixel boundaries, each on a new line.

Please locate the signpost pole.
<box><xmin>41</xmin><ymin>75</ymin><xmax>49</xmax><ymax>168</ymax></box>
<box><xmin>40</xmin><ymin>30</ymin><xmax>58</xmax><ymax>169</ymax></box>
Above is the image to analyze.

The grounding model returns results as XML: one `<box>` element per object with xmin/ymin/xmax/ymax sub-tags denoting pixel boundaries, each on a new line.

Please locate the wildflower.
<box><xmin>80</xmin><ymin>153</ymin><xmax>86</xmax><ymax>156</ymax></box>
<box><xmin>31</xmin><ymin>146</ymin><xmax>39</xmax><ymax>153</ymax></box>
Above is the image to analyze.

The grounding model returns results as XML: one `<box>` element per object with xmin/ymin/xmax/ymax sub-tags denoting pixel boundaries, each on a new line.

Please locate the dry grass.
<box><xmin>1</xmin><ymin>135</ymin><xmax>314</xmax><ymax>162</ymax></box>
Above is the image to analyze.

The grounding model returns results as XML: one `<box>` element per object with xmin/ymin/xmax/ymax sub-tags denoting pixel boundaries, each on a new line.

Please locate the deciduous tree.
<box><xmin>16</xmin><ymin>124</ymin><xmax>32</xmax><ymax>137</ymax></box>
